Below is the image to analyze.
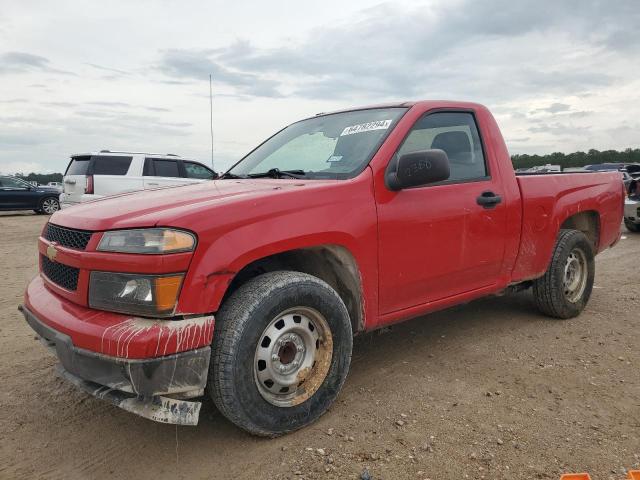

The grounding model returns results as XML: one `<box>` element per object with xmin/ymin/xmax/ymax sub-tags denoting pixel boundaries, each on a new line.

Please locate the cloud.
<box><xmin>528</xmin><ymin>123</ymin><xmax>591</xmax><ymax>136</ymax></box>
<box><xmin>0</xmin><ymin>51</ymin><xmax>74</xmax><ymax>75</ymax></box>
<box><xmin>151</xmin><ymin>0</ymin><xmax>637</xmax><ymax>104</ymax></box>
<box><xmin>155</xmin><ymin>49</ymin><xmax>283</xmax><ymax>97</ymax></box>
<box><xmin>0</xmin><ymin>160</ymin><xmax>44</xmax><ymax>174</ymax></box>
<box><xmin>530</xmin><ymin>103</ymin><xmax>572</xmax><ymax>115</ymax></box>
<box><xmin>68</xmin><ymin>110</ymin><xmax>193</xmax><ymax>137</ymax></box>
<box><xmin>36</xmin><ymin>99</ymin><xmax>171</xmax><ymax>114</ymax></box>
<box><xmin>2</xmin><ymin>0</ymin><xmax>640</xmax><ymax>173</ymax></box>
<box><xmin>0</xmin><ymin>131</ymin><xmax>53</xmax><ymax>146</ymax></box>
<box><xmin>87</xmin><ymin>101</ymin><xmax>132</xmax><ymax>108</ymax></box>
<box><xmin>86</xmin><ymin>63</ymin><xmax>131</xmax><ymax>76</ymax></box>
<box><xmin>44</xmin><ymin>101</ymin><xmax>77</xmax><ymax>107</ymax></box>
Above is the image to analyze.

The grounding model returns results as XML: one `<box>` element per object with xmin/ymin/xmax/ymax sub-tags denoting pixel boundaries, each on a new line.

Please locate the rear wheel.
<box><xmin>210</xmin><ymin>271</ymin><xmax>352</xmax><ymax>436</ymax></box>
<box><xmin>533</xmin><ymin>229</ymin><xmax>595</xmax><ymax>319</ymax></box>
<box><xmin>624</xmin><ymin>218</ymin><xmax>640</xmax><ymax>233</ymax></box>
<box><xmin>38</xmin><ymin>197</ymin><xmax>60</xmax><ymax>215</ymax></box>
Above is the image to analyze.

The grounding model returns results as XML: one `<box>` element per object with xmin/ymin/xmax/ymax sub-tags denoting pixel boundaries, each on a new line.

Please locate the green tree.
<box><xmin>512</xmin><ymin>148</ymin><xmax>640</xmax><ymax>170</ymax></box>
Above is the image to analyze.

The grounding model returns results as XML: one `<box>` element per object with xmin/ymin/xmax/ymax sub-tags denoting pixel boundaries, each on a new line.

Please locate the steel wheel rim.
<box><xmin>563</xmin><ymin>247</ymin><xmax>587</xmax><ymax>303</ymax></box>
<box><xmin>253</xmin><ymin>307</ymin><xmax>333</xmax><ymax>407</ymax></box>
<box><xmin>42</xmin><ymin>199</ymin><xmax>59</xmax><ymax>214</ymax></box>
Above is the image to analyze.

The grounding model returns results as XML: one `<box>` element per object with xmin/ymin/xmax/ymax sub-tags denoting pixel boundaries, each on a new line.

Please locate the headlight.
<box><xmin>89</xmin><ymin>271</ymin><xmax>184</xmax><ymax>317</ymax></box>
<box><xmin>97</xmin><ymin>228</ymin><xmax>196</xmax><ymax>254</ymax></box>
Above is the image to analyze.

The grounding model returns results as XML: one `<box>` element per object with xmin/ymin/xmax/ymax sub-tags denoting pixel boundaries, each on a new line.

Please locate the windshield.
<box><xmin>227</xmin><ymin>107</ymin><xmax>407</xmax><ymax>179</ymax></box>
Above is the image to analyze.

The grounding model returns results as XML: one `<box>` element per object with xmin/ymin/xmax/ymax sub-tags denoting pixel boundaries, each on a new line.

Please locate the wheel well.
<box><xmin>223</xmin><ymin>245</ymin><xmax>364</xmax><ymax>334</ymax></box>
<box><xmin>561</xmin><ymin>211</ymin><xmax>599</xmax><ymax>250</ymax></box>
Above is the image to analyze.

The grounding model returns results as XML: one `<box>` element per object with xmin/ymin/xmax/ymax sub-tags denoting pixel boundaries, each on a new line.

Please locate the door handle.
<box><xmin>476</xmin><ymin>191</ymin><xmax>502</xmax><ymax>208</ymax></box>
<box><xmin>147</xmin><ymin>182</ymin><xmax>159</xmax><ymax>186</ymax></box>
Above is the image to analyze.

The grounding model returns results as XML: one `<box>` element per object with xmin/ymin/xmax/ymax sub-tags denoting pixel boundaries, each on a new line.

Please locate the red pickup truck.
<box><xmin>20</xmin><ymin>101</ymin><xmax>623</xmax><ymax>435</ymax></box>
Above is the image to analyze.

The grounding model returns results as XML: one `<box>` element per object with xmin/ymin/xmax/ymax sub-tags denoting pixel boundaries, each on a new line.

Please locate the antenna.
<box><xmin>209</xmin><ymin>74</ymin><xmax>214</xmax><ymax>170</ymax></box>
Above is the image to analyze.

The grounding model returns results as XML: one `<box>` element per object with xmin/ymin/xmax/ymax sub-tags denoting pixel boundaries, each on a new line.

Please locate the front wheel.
<box><xmin>210</xmin><ymin>271</ymin><xmax>352</xmax><ymax>436</ymax></box>
<box><xmin>624</xmin><ymin>218</ymin><xmax>640</xmax><ymax>233</ymax></box>
<box><xmin>38</xmin><ymin>197</ymin><xmax>60</xmax><ymax>215</ymax></box>
<box><xmin>533</xmin><ymin>229</ymin><xmax>595</xmax><ymax>319</ymax></box>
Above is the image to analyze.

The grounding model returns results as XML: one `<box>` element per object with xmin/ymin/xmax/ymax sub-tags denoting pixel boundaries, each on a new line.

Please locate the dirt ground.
<box><xmin>0</xmin><ymin>211</ymin><xmax>638</xmax><ymax>480</ymax></box>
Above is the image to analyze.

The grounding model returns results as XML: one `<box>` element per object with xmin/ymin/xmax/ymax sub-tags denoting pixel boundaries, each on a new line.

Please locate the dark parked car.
<box><xmin>0</xmin><ymin>176</ymin><xmax>61</xmax><ymax>214</ymax></box>
<box><xmin>584</xmin><ymin>163</ymin><xmax>627</xmax><ymax>171</ymax></box>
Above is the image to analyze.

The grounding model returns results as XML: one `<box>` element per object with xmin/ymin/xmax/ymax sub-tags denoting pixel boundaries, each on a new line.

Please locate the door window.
<box><xmin>184</xmin><ymin>162</ymin><xmax>215</xmax><ymax>179</ymax></box>
<box><xmin>0</xmin><ymin>177</ymin><xmax>30</xmax><ymax>189</ymax></box>
<box><xmin>91</xmin><ymin>156</ymin><xmax>132</xmax><ymax>175</ymax></box>
<box><xmin>146</xmin><ymin>159</ymin><xmax>180</xmax><ymax>177</ymax></box>
<box><xmin>397</xmin><ymin>112</ymin><xmax>487</xmax><ymax>182</ymax></box>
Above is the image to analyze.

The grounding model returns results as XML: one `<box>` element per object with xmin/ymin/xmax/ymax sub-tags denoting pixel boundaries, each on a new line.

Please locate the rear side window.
<box><xmin>91</xmin><ymin>156</ymin><xmax>132</xmax><ymax>175</ymax></box>
<box><xmin>65</xmin><ymin>156</ymin><xmax>132</xmax><ymax>175</ymax></box>
<box><xmin>184</xmin><ymin>161</ymin><xmax>215</xmax><ymax>179</ymax></box>
<box><xmin>146</xmin><ymin>158</ymin><xmax>180</xmax><ymax>177</ymax></box>
<box><xmin>66</xmin><ymin>156</ymin><xmax>91</xmax><ymax>175</ymax></box>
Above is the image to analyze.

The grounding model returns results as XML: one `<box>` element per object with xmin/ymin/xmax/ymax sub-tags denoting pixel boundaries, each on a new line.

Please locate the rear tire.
<box><xmin>533</xmin><ymin>229</ymin><xmax>595</xmax><ymax>319</ymax></box>
<box><xmin>210</xmin><ymin>271</ymin><xmax>352</xmax><ymax>437</ymax></box>
<box><xmin>38</xmin><ymin>197</ymin><xmax>60</xmax><ymax>215</ymax></box>
<box><xmin>624</xmin><ymin>219</ymin><xmax>640</xmax><ymax>233</ymax></box>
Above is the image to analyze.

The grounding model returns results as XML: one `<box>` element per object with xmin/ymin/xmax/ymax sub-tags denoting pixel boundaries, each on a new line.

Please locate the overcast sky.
<box><xmin>1</xmin><ymin>0</ymin><xmax>639</xmax><ymax>174</ymax></box>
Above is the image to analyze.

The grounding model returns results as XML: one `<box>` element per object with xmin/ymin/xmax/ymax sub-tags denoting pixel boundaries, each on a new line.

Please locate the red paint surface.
<box><xmin>26</xmin><ymin>100</ymin><xmax>624</xmax><ymax>358</ymax></box>
<box><xmin>25</xmin><ymin>276</ymin><xmax>214</xmax><ymax>359</ymax></box>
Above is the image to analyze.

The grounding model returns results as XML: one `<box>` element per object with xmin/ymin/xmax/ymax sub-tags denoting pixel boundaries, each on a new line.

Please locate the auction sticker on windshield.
<box><xmin>340</xmin><ymin>119</ymin><xmax>392</xmax><ymax>136</ymax></box>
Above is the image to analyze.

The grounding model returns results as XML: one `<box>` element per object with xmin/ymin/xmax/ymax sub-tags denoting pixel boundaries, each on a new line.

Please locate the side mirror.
<box><xmin>386</xmin><ymin>149</ymin><xmax>450</xmax><ymax>191</ymax></box>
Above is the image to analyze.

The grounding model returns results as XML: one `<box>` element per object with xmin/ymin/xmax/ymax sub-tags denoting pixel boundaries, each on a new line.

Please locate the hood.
<box><xmin>50</xmin><ymin>179</ymin><xmax>336</xmax><ymax>231</ymax></box>
<box><xmin>35</xmin><ymin>186</ymin><xmax>60</xmax><ymax>192</ymax></box>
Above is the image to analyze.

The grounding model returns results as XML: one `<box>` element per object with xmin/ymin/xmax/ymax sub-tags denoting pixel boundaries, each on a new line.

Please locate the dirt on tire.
<box><xmin>0</xmin><ymin>212</ymin><xmax>638</xmax><ymax>479</ymax></box>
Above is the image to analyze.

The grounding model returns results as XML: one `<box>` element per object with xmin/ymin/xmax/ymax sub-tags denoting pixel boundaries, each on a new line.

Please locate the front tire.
<box><xmin>210</xmin><ymin>271</ymin><xmax>352</xmax><ymax>436</ymax></box>
<box><xmin>624</xmin><ymin>218</ymin><xmax>640</xmax><ymax>233</ymax></box>
<box><xmin>533</xmin><ymin>229</ymin><xmax>595</xmax><ymax>319</ymax></box>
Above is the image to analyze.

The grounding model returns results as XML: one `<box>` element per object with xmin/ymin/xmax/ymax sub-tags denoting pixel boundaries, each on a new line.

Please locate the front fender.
<box><xmin>173</xmin><ymin>173</ymin><xmax>379</xmax><ymax>325</ymax></box>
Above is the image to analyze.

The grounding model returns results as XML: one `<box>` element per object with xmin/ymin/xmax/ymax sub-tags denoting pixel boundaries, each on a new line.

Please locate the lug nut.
<box><xmin>271</xmin><ymin>354</ymin><xmax>279</xmax><ymax>361</ymax></box>
<box><xmin>279</xmin><ymin>365</ymin><xmax>286</xmax><ymax>372</ymax></box>
<box><xmin>296</xmin><ymin>345</ymin><xmax>304</xmax><ymax>352</ymax></box>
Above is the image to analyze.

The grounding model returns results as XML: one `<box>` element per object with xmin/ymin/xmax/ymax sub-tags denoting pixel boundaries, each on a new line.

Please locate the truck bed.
<box><xmin>511</xmin><ymin>171</ymin><xmax>623</xmax><ymax>281</ymax></box>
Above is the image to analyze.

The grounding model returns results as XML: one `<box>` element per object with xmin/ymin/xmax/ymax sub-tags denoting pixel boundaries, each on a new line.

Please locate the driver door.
<box><xmin>376</xmin><ymin>111</ymin><xmax>508</xmax><ymax>314</ymax></box>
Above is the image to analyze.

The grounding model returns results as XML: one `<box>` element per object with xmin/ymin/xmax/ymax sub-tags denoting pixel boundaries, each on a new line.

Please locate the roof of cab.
<box><xmin>311</xmin><ymin>99</ymin><xmax>488</xmax><ymax>118</ymax></box>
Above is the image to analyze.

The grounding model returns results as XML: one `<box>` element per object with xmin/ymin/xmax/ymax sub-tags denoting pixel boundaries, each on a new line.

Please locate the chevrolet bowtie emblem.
<box><xmin>46</xmin><ymin>244</ymin><xmax>58</xmax><ymax>262</ymax></box>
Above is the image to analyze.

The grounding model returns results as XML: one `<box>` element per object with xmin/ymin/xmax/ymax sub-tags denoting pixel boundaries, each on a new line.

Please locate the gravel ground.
<box><xmin>0</xmin><ymin>211</ymin><xmax>638</xmax><ymax>480</ymax></box>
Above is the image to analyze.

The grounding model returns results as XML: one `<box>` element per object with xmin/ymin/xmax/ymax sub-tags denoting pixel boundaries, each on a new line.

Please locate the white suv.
<box><xmin>60</xmin><ymin>151</ymin><xmax>216</xmax><ymax>209</ymax></box>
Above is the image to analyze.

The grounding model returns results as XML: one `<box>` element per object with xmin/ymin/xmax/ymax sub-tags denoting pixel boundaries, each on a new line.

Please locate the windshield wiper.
<box><xmin>247</xmin><ymin>168</ymin><xmax>306</xmax><ymax>179</ymax></box>
<box><xmin>218</xmin><ymin>172</ymin><xmax>247</xmax><ymax>179</ymax></box>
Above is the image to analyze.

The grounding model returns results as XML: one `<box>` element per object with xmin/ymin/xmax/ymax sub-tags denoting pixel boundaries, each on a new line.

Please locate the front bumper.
<box><xmin>20</xmin><ymin>304</ymin><xmax>211</xmax><ymax>425</ymax></box>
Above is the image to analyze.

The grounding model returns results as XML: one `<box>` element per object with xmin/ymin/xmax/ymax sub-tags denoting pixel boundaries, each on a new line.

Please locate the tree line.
<box><xmin>511</xmin><ymin>148</ymin><xmax>640</xmax><ymax>170</ymax></box>
<box><xmin>15</xmin><ymin>172</ymin><xmax>64</xmax><ymax>184</ymax></box>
